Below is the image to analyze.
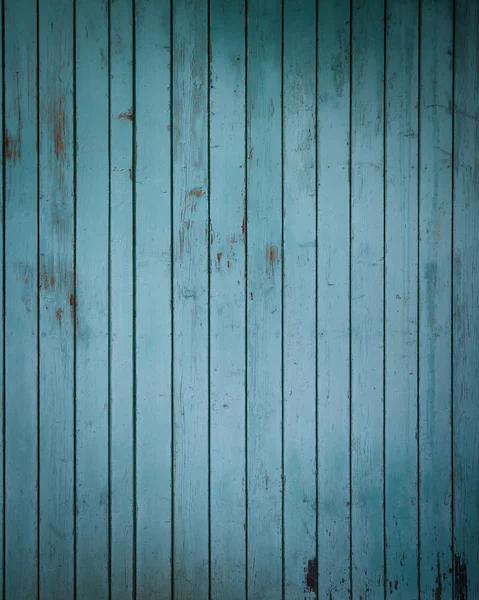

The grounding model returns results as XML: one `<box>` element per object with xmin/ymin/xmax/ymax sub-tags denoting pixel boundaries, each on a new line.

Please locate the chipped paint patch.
<box><xmin>454</xmin><ymin>554</ymin><xmax>468</xmax><ymax>600</ymax></box>
<box><xmin>306</xmin><ymin>558</ymin><xmax>317</xmax><ymax>593</ymax></box>
<box><xmin>118</xmin><ymin>108</ymin><xmax>133</xmax><ymax>121</ymax></box>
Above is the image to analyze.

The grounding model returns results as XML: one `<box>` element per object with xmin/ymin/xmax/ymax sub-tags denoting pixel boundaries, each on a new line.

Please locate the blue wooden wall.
<box><xmin>1</xmin><ymin>0</ymin><xmax>478</xmax><ymax>598</ymax></box>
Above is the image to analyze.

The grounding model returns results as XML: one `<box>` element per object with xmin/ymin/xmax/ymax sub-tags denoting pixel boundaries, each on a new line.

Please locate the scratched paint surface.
<box><xmin>1</xmin><ymin>0</ymin><xmax>478</xmax><ymax>599</ymax></box>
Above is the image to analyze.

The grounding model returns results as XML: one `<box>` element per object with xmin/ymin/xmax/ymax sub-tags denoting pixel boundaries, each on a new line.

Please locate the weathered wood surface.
<box><xmin>0</xmin><ymin>0</ymin><xmax>476</xmax><ymax>598</ymax></box>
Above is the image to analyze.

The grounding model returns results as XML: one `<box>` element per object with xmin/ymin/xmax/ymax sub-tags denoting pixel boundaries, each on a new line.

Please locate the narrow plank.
<box><xmin>172</xmin><ymin>0</ymin><xmax>209</xmax><ymax>597</ymax></box>
<box><xmin>419</xmin><ymin>0</ymin><xmax>454</xmax><ymax>597</ymax></box>
<box><xmin>316</xmin><ymin>0</ymin><xmax>351</xmax><ymax>596</ymax></box>
<box><xmin>384</xmin><ymin>0</ymin><xmax>419</xmax><ymax>596</ymax></box>
<box><xmin>38</xmin><ymin>0</ymin><xmax>75</xmax><ymax>596</ymax></box>
<box><xmin>4</xmin><ymin>0</ymin><xmax>38</xmax><ymax>597</ymax></box>
<box><xmin>135</xmin><ymin>0</ymin><xmax>172</xmax><ymax>597</ymax></box>
<box><xmin>246</xmin><ymin>1</ymin><xmax>283</xmax><ymax>598</ymax></box>
<box><xmin>453</xmin><ymin>0</ymin><xmax>479</xmax><ymax>598</ymax></box>
<box><xmin>350</xmin><ymin>0</ymin><xmax>385</xmax><ymax>596</ymax></box>
<box><xmin>0</xmin><ymin>0</ymin><xmax>4</xmax><ymax>593</ymax></box>
<box><xmin>74</xmin><ymin>0</ymin><xmax>109</xmax><ymax>597</ymax></box>
<box><xmin>209</xmin><ymin>1</ymin><xmax>246</xmax><ymax>598</ymax></box>
<box><xmin>109</xmin><ymin>0</ymin><xmax>134</xmax><ymax>597</ymax></box>
<box><xmin>282</xmin><ymin>0</ymin><xmax>316</xmax><ymax>597</ymax></box>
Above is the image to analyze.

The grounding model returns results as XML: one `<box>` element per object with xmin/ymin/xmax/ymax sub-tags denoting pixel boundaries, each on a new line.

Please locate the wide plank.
<box><xmin>209</xmin><ymin>0</ymin><xmax>247</xmax><ymax>597</ymax></box>
<box><xmin>4</xmin><ymin>0</ymin><xmax>38</xmax><ymax>596</ymax></box>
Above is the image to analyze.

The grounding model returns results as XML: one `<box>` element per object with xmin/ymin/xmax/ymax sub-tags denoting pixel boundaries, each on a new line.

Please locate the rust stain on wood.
<box><xmin>4</xmin><ymin>129</ymin><xmax>22</xmax><ymax>163</ymax></box>
<box><xmin>68</xmin><ymin>292</ymin><xmax>76</xmax><ymax>323</ymax></box>
<box><xmin>189</xmin><ymin>188</ymin><xmax>205</xmax><ymax>197</ymax></box>
<box><xmin>56</xmin><ymin>308</ymin><xmax>63</xmax><ymax>324</ymax></box>
<box><xmin>241</xmin><ymin>217</ymin><xmax>245</xmax><ymax>235</ymax></box>
<box><xmin>118</xmin><ymin>107</ymin><xmax>133</xmax><ymax>121</ymax></box>
<box><xmin>306</xmin><ymin>557</ymin><xmax>317</xmax><ymax>593</ymax></box>
<box><xmin>266</xmin><ymin>245</ymin><xmax>279</xmax><ymax>265</ymax></box>
<box><xmin>53</xmin><ymin>98</ymin><xmax>66</xmax><ymax>159</ymax></box>
<box><xmin>217</xmin><ymin>252</ymin><xmax>222</xmax><ymax>264</ymax></box>
<box><xmin>129</xmin><ymin>168</ymin><xmax>133</xmax><ymax>181</ymax></box>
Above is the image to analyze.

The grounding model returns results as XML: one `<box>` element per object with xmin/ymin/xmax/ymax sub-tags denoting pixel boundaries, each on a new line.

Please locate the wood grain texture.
<box><xmin>316</xmin><ymin>0</ymin><xmax>351</xmax><ymax>596</ymax></box>
<box><xmin>172</xmin><ymin>1</ymin><xmax>209</xmax><ymax>597</ymax></box>
<box><xmin>209</xmin><ymin>1</ymin><xmax>246</xmax><ymax>598</ymax></box>
<box><xmin>283</xmin><ymin>0</ymin><xmax>316</xmax><ymax>597</ymax></box>
<box><xmin>453</xmin><ymin>1</ymin><xmax>479</xmax><ymax>598</ymax></box>
<box><xmin>135</xmin><ymin>0</ymin><xmax>172</xmax><ymax>597</ymax></box>
<box><xmin>384</xmin><ymin>0</ymin><xmax>419</xmax><ymax>595</ymax></box>
<box><xmin>246</xmin><ymin>1</ymin><xmax>283</xmax><ymax>598</ymax></box>
<box><xmin>38</xmin><ymin>0</ymin><xmax>75</xmax><ymax>597</ymax></box>
<box><xmin>75</xmin><ymin>1</ymin><xmax>110</xmax><ymax>596</ymax></box>
<box><xmin>4</xmin><ymin>0</ymin><xmax>38</xmax><ymax>597</ymax></box>
<box><xmin>2</xmin><ymin>1</ymin><xmax>478</xmax><ymax>597</ymax></box>
<box><xmin>350</xmin><ymin>0</ymin><xmax>385</xmax><ymax>597</ymax></box>
<box><xmin>419</xmin><ymin>0</ymin><xmax>454</xmax><ymax>597</ymax></box>
<box><xmin>109</xmin><ymin>0</ymin><xmax>134</xmax><ymax>597</ymax></box>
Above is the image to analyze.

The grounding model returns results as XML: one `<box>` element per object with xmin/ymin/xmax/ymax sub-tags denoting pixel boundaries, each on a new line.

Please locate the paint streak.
<box><xmin>454</xmin><ymin>554</ymin><xmax>468</xmax><ymax>600</ymax></box>
<box><xmin>56</xmin><ymin>308</ymin><xmax>63</xmax><ymax>324</ymax></box>
<box><xmin>118</xmin><ymin>108</ymin><xmax>133</xmax><ymax>121</ymax></box>
<box><xmin>53</xmin><ymin>98</ymin><xmax>66</xmax><ymax>159</ymax></box>
<box><xmin>435</xmin><ymin>553</ymin><xmax>443</xmax><ymax>600</ymax></box>
<box><xmin>68</xmin><ymin>292</ymin><xmax>76</xmax><ymax>323</ymax></box>
<box><xmin>179</xmin><ymin>229</ymin><xmax>185</xmax><ymax>257</ymax></box>
<box><xmin>231</xmin><ymin>234</ymin><xmax>237</xmax><ymax>243</ymax></box>
<box><xmin>306</xmin><ymin>558</ymin><xmax>317</xmax><ymax>593</ymax></box>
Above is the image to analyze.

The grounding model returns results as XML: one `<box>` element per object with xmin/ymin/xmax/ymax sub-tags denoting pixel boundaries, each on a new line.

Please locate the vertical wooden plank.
<box><xmin>316</xmin><ymin>0</ymin><xmax>351</xmax><ymax>596</ymax></box>
<box><xmin>110</xmin><ymin>0</ymin><xmax>134</xmax><ymax>597</ymax></box>
<box><xmin>384</xmin><ymin>0</ymin><xmax>419</xmax><ymax>596</ymax></box>
<box><xmin>4</xmin><ymin>0</ymin><xmax>38</xmax><ymax>596</ymax></box>
<box><xmin>246</xmin><ymin>1</ymin><xmax>282</xmax><ymax>598</ymax></box>
<box><xmin>74</xmin><ymin>0</ymin><xmax>109</xmax><ymax>597</ymax></box>
<box><xmin>283</xmin><ymin>0</ymin><xmax>316</xmax><ymax>598</ymax></box>
<box><xmin>135</xmin><ymin>0</ymin><xmax>172</xmax><ymax>597</ymax></box>
<box><xmin>172</xmin><ymin>0</ymin><xmax>209</xmax><ymax>597</ymax></box>
<box><xmin>38</xmin><ymin>0</ymin><xmax>75</xmax><ymax>596</ymax></box>
<box><xmin>209</xmin><ymin>0</ymin><xmax>246</xmax><ymax>598</ymax></box>
<box><xmin>453</xmin><ymin>1</ymin><xmax>479</xmax><ymax>598</ymax></box>
<box><xmin>0</xmin><ymin>0</ymin><xmax>4</xmax><ymax>593</ymax></box>
<box><xmin>350</xmin><ymin>0</ymin><xmax>385</xmax><ymax>597</ymax></box>
<box><xmin>419</xmin><ymin>0</ymin><xmax>453</xmax><ymax>597</ymax></box>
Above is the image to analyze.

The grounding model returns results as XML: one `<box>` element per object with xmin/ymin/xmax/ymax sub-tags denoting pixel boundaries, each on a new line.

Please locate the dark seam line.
<box><xmin>315</xmin><ymin>0</ymin><xmax>320</xmax><ymax>596</ymax></box>
<box><xmin>244</xmin><ymin>0</ymin><xmax>249</xmax><ymax>598</ymax></box>
<box><xmin>169</xmin><ymin>0</ymin><xmax>175</xmax><ymax>597</ymax></box>
<box><xmin>416</xmin><ymin>0</ymin><xmax>421</xmax><ymax>596</ymax></box>
<box><xmin>72</xmin><ymin>0</ymin><xmax>78</xmax><ymax>596</ymax></box>
<box><xmin>207</xmin><ymin>0</ymin><xmax>212</xmax><ymax>597</ymax></box>
<box><xmin>348</xmin><ymin>0</ymin><xmax>353</xmax><ymax>597</ymax></box>
<box><xmin>131</xmin><ymin>0</ymin><xmax>137</xmax><ymax>597</ymax></box>
<box><xmin>35</xmin><ymin>0</ymin><xmax>40</xmax><ymax>596</ymax></box>
<box><xmin>280</xmin><ymin>0</ymin><xmax>285</xmax><ymax>597</ymax></box>
<box><xmin>107</xmin><ymin>0</ymin><xmax>112</xmax><ymax>597</ymax></box>
<box><xmin>383</xmin><ymin>0</ymin><xmax>387</xmax><ymax>596</ymax></box>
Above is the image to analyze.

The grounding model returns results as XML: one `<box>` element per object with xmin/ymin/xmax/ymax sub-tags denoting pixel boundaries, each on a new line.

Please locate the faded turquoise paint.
<box><xmin>1</xmin><ymin>0</ymin><xmax>478</xmax><ymax>599</ymax></box>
